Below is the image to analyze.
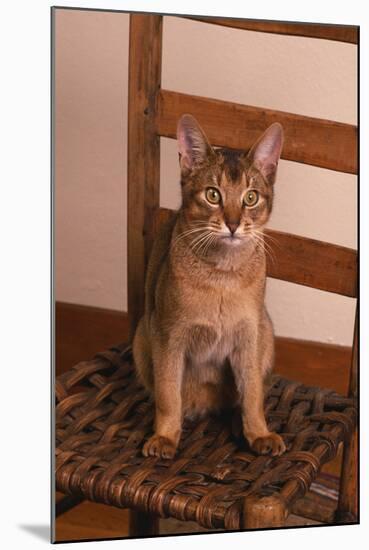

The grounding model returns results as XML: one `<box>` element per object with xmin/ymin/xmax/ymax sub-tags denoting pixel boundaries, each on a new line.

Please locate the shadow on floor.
<box><xmin>18</xmin><ymin>524</ymin><xmax>50</xmax><ymax>543</ymax></box>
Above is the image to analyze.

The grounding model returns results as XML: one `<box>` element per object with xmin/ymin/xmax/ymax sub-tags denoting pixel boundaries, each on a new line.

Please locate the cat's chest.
<box><xmin>184</xmin><ymin>292</ymin><xmax>256</xmax><ymax>369</ymax></box>
<box><xmin>186</xmin><ymin>279</ymin><xmax>258</xmax><ymax>329</ymax></box>
<box><xmin>167</xmin><ymin>249</ymin><xmax>265</xmax><ymax>330</ymax></box>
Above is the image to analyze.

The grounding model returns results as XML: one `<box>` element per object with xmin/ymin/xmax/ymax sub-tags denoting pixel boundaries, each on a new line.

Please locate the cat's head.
<box><xmin>176</xmin><ymin>114</ymin><xmax>283</xmax><ymax>254</ymax></box>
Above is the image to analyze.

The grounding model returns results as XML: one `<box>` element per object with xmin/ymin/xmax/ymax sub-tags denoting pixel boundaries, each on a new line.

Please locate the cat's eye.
<box><xmin>243</xmin><ymin>190</ymin><xmax>259</xmax><ymax>207</ymax></box>
<box><xmin>205</xmin><ymin>187</ymin><xmax>221</xmax><ymax>205</ymax></box>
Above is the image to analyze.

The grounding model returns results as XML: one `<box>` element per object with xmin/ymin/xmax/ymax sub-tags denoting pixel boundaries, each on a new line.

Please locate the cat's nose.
<box><xmin>226</xmin><ymin>222</ymin><xmax>239</xmax><ymax>234</ymax></box>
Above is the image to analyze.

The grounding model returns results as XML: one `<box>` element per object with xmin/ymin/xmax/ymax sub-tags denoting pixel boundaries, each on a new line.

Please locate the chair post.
<box><xmin>336</xmin><ymin>307</ymin><xmax>358</xmax><ymax>522</ymax></box>
<box><xmin>129</xmin><ymin>510</ymin><xmax>159</xmax><ymax>538</ymax></box>
<box><xmin>127</xmin><ymin>13</ymin><xmax>163</xmax><ymax>340</ymax></box>
<box><xmin>127</xmin><ymin>13</ymin><xmax>163</xmax><ymax>537</ymax></box>
<box><xmin>243</xmin><ymin>495</ymin><xmax>288</xmax><ymax>529</ymax></box>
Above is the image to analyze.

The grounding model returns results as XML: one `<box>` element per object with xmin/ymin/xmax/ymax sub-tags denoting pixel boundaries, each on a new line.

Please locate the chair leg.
<box><xmin>129</xmin><ymin>509</ymin><xmax>159</xmax><ymax>537</ymax></box>
<box><xmin>335</xmin><ymin>430</ymin><xmax>358</xmax><ymax>523</ymax></box>
<box><xmin>243</xmin><ymin>495</ymin><xmax>288</xmax><ymax>529</ymax></box>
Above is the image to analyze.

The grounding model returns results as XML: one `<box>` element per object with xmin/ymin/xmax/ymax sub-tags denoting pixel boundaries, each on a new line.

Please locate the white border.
<box><xmin>1</xmin><ymin>1</ymin><xmax>367</xmax><ymax>548</ymax></box>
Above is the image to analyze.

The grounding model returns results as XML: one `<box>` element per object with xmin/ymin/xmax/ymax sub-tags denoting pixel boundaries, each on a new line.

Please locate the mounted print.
<box><xmin>52</xmin><ymin>6</ymin><xmax>358</xmax><ymax>543</ymax></box>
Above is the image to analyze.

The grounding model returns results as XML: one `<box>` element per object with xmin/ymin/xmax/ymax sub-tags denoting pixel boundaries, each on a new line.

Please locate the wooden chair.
<box><xmin>55</xmin><ymin>14</ymin><xmax>358</xmax><ymax>536</ymax></box>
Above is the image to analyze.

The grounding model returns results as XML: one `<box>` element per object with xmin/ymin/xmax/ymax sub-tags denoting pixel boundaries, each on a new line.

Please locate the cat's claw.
<box><xmin>143</xmin><ymin>435</ymin><xmax>177</xmax><ymax>459</ymax></box>
<box><xmin>251</xmin><ymin>432</ymin><xmax>286</xmax><ymax>456</ymax></box>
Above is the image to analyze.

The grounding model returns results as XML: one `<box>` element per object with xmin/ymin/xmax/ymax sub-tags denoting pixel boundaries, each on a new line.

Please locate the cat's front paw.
<box><xmin>143</xmin><ymin>434</ymin><xmax>177</xmax><ymax>459</ymax></box>
<box><xmin>251</xmin><ymin>432</ymin><xmax>286</xmax><ymax>456</ymax></box>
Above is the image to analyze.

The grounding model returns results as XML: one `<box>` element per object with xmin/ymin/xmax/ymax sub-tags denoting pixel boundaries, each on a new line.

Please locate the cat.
<box><xmin>133</xmin><ymin>114</ymin><xmax>286</xmax><ymax>460</ymax></box>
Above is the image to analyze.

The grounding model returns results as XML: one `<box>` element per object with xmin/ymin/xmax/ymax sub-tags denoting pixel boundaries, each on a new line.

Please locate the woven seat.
<box><xmin>55</xmin><ymin>344</ymin><xmax>356</xmax><ymax>531</ymax></box>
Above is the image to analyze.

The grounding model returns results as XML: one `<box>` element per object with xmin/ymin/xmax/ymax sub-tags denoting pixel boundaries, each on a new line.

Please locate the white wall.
<box><xmin>55</xmin><ymin>10</ymin><xmax>357</xmax><ymax>345</ymax></box>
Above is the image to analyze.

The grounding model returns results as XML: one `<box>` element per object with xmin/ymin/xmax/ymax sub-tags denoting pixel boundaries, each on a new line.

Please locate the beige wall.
<box><xmin>55</xmin><ymin>10</ymin><xmax>128</xmax><ymax>312</ymax></box>
<box><xmin>55</xmin><ymin>9</ymin><xmax>357</xmax><ymax>345</ymax></box>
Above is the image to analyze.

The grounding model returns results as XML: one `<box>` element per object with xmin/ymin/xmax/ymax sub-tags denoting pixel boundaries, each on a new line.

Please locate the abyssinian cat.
<box><xmin>133</xmin><ymin>114</ymin><xmax>285</xmax><ymax>459</ymax></box>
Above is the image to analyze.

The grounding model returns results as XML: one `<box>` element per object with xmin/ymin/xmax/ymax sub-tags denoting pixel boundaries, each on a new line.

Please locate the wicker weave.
<box><xmin>55</xmin><ymin>343</ymin><xmax>356</xmax><ymax>530</ymax></box>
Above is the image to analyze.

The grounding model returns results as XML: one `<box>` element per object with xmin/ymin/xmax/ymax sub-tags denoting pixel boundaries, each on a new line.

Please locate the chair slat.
<box><xmin>264</xmin><ymin>228</ymin><xmax>357</xmax><ymax>297</ymax></box>
<box><xmin>154</xmin><ymin>208</ymin><xmax>357</xmax><ymax>297</ymax></box>
<box><xmin>157</xmin><ymin>90</ymin><xmax>357</xmax><ymax>174</ymax></box>
<box><xmin>182</xmin><ymin>16</ymin><xmax>358</xmax><ymax>44</ymax></box>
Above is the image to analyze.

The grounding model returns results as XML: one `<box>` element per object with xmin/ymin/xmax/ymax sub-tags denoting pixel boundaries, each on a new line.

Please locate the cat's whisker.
<box><xmin>190</xmin><ymin>231</ymin><xmax>214</xmax><ymax>255</ymax></box>
<box><xmin>172</xmin><ymin>227</ymin><xmax>211</xmax><ymax>247</ymax></box>
<box><xmin>195</xmin><ymin>236</ymin><xmax>211</xmax><ymax>257</ymax></box>
<box><xmin>203</xmin><ymin>234</ymin><xmax>217</xmax><ymax>256</ymax></box>
<box><xmin>247</xmin><ymin>228</ymin><xmax>275</xmax><ymax>264</ymax></box>
<box><xmin>252</xmin><ymin>231</ymin><xmax>274</xmax><ymax>254</ymax></box>
<box><xmin>173</xmin><ymin>228</ymin><xmax>206</xmax><ymax>240</ymax></box>
<box><xmin>254</xmin><ymin>229</ymin><xmax>282</xmax><ymax>252</ymax></box>
<box><xmin>251</xmin><ymin>232</ymin><xmax>272</xmax><ymax>255</ymax></box>
<box><xmin>171</xmin><ymin>219</ymin><xmax>222</xmax><ymax>250</ymax></box>
<box><xmin>253</xmin><ymin>233</ymin><xmax>278</xmax><ymax>265</ymax></box>
<box><xmin>191</xmin><ymin>231</ymin><xmax>213</xmax><ymax>251</ymax></box>
<box><xmin>188</xmin><ymin>230</ymin><xmax>209</xmax><ymax>248</ymax></box>
<box><xmin>199</xmin><ymin>232</ymin><xmax>217</xmax><ymax>257</ymax></box>
<box><xmin>257</xmin><ymin>232</ymin><xmax>280</xmax><ymax>250</ymax></box>
<box><xmin>250</xmin><ymin>235</ymin><xmax>268</xmax><ymax>263</ymax></box>
<box><xmin>250</xmin><ymin>231</ymin><xmax>277</xmax><ymax>266</ymax></box>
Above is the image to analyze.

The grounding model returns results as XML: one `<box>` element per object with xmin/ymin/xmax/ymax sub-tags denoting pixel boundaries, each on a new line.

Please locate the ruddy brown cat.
<box><xmin>133</xmin><ymin>114</ymin><xmax>285</xmax><ymax>459</ymax></box>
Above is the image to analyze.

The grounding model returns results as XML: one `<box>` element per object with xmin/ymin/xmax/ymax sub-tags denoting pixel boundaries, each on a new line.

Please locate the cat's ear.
<box><xmin>177</xmin><ymin>114</ymin><xmax>214</xmax><ymax>174</ymax></box>
<box><xmin>247</xmin><ymin>123</ymin><xmax>284</xmax><ymax>185</ymax></box>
